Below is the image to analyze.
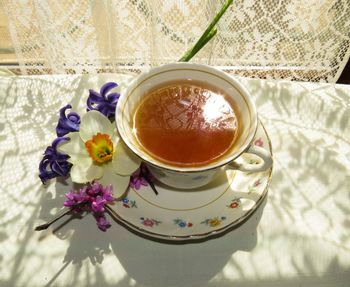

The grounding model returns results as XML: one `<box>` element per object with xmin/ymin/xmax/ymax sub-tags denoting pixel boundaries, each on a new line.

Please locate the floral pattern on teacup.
<box><xmin>254</xmin><ymin>138</ymin><xmax>264</xmax><ymax>147</ymax></box>
<box><xmin>248</xmin><ymin>178</ymin><xmax>263</xmax><ymax>194</ymax></box>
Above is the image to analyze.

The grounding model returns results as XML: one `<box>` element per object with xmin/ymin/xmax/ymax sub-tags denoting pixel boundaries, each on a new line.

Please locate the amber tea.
<box><xmin>133</xmin><ymin>80</ymin><xmax>239</xmax><ymax>167</ymax></box>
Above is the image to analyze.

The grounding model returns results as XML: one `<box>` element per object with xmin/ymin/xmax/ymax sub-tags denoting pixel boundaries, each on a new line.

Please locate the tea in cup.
<box><xmin>116</xmin><ymin>63</ymin><xmax>272</xmax><ymax>189</ymax></box>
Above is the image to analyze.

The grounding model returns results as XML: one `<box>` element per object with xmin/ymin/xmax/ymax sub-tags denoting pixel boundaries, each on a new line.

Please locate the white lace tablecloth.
<box><xmin>0</xmin><ymin>74</ymin><xmax>349</xmax><ymax>287</ymax></box>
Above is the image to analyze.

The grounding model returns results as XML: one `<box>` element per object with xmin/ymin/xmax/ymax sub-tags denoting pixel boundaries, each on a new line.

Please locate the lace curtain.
<box><xmin>1</xmin><ymin>0</ymin><xmax>350</xmax><ymax>82</ymax></box>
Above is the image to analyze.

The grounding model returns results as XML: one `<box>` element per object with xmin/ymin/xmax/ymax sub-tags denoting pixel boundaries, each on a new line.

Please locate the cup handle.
<box><xmin>227</xmin><ymin>145</ymin><xmax>273</xmax><ymax>173</ymax></box>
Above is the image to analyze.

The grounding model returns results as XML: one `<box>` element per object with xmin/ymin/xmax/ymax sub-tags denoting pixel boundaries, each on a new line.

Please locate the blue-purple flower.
<box><xmin>56</xmin><ymin>104</ymin><xmax>80</xmax><ymax>137</ymax></box>
<box><xmin>63</xmin><ymin>182</ymin><xmax>115</xmax><ymax>231</ymax></box>
<box><xmin>87</xmin><ymin>82</ymin><xmax>120</xmax><ymax>119</ymax></box>
<box><xmin>39</xmin><ymin>137</ymin><xmax>72</xmax><ymax>184</ymax></box>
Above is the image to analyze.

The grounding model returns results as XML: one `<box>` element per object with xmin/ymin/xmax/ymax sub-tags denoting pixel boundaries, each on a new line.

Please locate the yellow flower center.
<box><xmin>85</xmin><ymin>133</ymin><xmax>114</xmax><ymax>163</ymax></box>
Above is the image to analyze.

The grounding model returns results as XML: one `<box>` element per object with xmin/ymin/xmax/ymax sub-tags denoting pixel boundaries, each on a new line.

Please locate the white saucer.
<box><xmin>110</xmin><ymin>121</ymin><xmax>272</xmax><ymax>241</ymax></box>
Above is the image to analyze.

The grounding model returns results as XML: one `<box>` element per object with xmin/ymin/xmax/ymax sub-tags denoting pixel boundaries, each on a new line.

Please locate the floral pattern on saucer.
<box><xmin>122</xmin><ymin>198</ymin><xmax>137</xmax><ymax>208</ymax></box>
<box><xmin>227</xmin><ymin>198</ymin><xmax>241</xmax><ymax>209</ymax></box>
<box><xmin>201</xmin><ymin>216</ymin><xmax>227</xmax><ymax>227</ymax></box>
<box><xmin>174</xmin><ymin>219</ymin><xmax>193</xmax><ymax>228</ymax></box>
<box><xmin>113</xmin><ymin>121</ymin><xmax>272</xmax><ymax>241</ymax></box>
<box><xmin>140</xmin><ymin>217</ymin><xmax>161</xmax><ymax>227</ymax></box>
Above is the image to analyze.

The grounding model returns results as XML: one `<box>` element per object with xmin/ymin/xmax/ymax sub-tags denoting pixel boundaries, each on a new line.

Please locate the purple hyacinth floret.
<box><xmin>56</xmin><ymin>104</ymin><xmax>80</xmax><ymax>137</ymax></box>
<box><xmin>39</xmin><ymin>137</ymin><xmax>71</xmax><ymax>184</ymax></box>
<box><xmin>87</xmin><ymin>82</ymin><xmax>120</xmax><ymax>119</ymax></box>
<box><xmin>63</xmin><ymin>182</ymin><xmax>115</xmax><ymax>232</ymax></box>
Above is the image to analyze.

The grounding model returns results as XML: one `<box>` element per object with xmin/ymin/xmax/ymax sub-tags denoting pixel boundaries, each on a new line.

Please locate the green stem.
<box><xmin>179</xmin><ymin>0</ymin><xmax>233</xmax><ymax>62</ymax></box>
<box><xmin>180</xmin><ymin>28</ymin><xmax>217</xmax><ymax>62</ymax></box>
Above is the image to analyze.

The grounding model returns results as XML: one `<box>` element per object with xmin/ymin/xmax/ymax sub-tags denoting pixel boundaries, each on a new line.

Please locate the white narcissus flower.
<box><xmin>58</xmin><ymin>110</ymin><xmax>141</xmax><ymax>197</ymax></box>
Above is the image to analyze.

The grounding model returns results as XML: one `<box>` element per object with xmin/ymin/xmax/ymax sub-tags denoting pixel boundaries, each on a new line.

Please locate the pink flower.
<box><xmin>129</xmin><ymin>173</ymin><xmax>148</xmax><ymax>190</ymax></box>
<box><xmin>91</xmin><ymin>195</ymin><xmax>107</xmax><ymax>212</ymax></box>
<box><xmin>95</xmin><ymin>215</ymin><xmax>111</xmax><ymax>232</ymax></box>
<box><xmin>63</xmin><ymin>182</ymin><xmax>115</xmax><ymax>231</ymax></box>
<box><xmin>129</xmin><ymin>163</ymin><xmax>151</xmax><ymax>190</ymax></box>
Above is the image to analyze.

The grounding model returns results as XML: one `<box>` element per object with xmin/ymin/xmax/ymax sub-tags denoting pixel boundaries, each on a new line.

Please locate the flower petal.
<box><xmin>88</xmin><ymin>89</ymin><xmax>103</xmax><ymax>103</ymax></box>
<box><xmin>106</xmin><ymin>92</ymin><xmax>120</xmax><ymax>103</ymax></box>
<box><xmin>70</xmin><ymin>164</ymin><xmax>90</xmax><ymax>183</ymax></box>
<box><xmin>112</xmin><ymin>141</ymin><xmax>141</xmax><ymax>175</ymax></box>
<box><xmin>79</xmin><ymin>110</ymin><xmax>114</xmax><ymax>142</ymax></box>
<box><xmin>67</xmin><ymin>156</ymin><xmax>92</xmax><ymax>168</ymax></box>
<box><xmin>57</xmin><ymin>132</ymin><xmax>90</xmax><ymax>162</ymax></box>
<box><xmin>56</xmin><ymin>105</ymin><xmax>80</xmax><ymax>137</ymax></box>
<box><xmin>85</xmin><ymin>164</ymin><xmax>104</xmax><ymax>182</ymax></box>
<box><xmin>70</xmin><ymin>162</ymin><xmax>104</xmax><ymax>183</ymax></box>
<box><xmin>98</xmin><ymin>169</ymin><xmax>130</xmax><ymax>198</ymax></box>
<box><xmin>100</xmin><ymin>82</ymin><xmax>118</xmax><ymax>96</ymax></box>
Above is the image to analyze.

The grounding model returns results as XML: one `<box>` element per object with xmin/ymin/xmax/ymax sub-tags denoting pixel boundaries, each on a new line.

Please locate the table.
<box><xmin>0</xmin><ymin>73</ymin><xmax>349</xmax><ymax>287</ymax></box>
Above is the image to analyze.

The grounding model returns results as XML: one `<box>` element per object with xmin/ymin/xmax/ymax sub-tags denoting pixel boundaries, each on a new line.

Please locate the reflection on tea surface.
<box><xmin>134</xmin><ymin>80</ymin><xmax>238</xmax><ymax>167</ymax></box>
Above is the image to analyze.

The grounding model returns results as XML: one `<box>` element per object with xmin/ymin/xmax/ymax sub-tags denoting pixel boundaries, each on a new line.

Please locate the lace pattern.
<box><xmin>1</xmin><ymin>0</ymin><xmax>350</xmax><ymax>81</ymax></box>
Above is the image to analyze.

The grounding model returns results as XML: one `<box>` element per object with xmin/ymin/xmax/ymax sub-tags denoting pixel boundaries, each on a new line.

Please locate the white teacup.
<box><xmin>116</xmin><ymin>63</ymin><xmax>272</xmax><ymax>189</ymax></box>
